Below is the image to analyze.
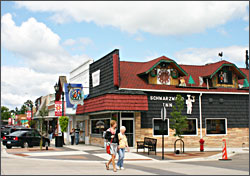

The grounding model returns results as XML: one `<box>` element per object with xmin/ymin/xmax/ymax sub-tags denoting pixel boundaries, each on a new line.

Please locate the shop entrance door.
<box><xmin>121</xmin><ymin>119</ymin><xmax>134</xmax><ymax>147</ymax></box>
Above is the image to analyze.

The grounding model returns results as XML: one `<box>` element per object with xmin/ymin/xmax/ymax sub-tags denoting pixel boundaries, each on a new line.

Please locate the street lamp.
<box><xmin>67</xmin><ymin>83</ymin><xmax>72</xmax><ymax>92</ymax></box>
<box><xmin>54</xmin><ymin>82</ymin><xmax>64</xmax><ymax>116</ymax></box>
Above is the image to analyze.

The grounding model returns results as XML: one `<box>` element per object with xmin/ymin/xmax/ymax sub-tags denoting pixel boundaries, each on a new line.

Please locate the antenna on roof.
<box><xmin>245</xmin><ymin>50</ymin><xmax>249</xmax><ymax>70</ymax></box>
<box><xmin>218</xmin><ymin>52</ymin><xmax>223</xmax><ymax>61</ymax></box>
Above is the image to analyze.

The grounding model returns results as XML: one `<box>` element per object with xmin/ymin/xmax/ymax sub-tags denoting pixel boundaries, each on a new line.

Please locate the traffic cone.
<box><xmin>219</xmin><ymin>139</ymin><xmax>232</xmax><ymax>161</ymax></box>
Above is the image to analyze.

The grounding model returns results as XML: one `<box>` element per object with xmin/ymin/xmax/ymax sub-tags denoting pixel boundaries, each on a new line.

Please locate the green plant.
<box><xmin>170</xmin><ymin>94</ymin><xmax>188</xmax><ymax>139</ymax></box>
<box><xmin>59</xmin><ymin>116</ymin><xmax>69</xmax><ymax>132</ymax></box>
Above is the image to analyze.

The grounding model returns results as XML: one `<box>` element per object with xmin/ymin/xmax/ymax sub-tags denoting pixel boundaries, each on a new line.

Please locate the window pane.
<box><xmin>206</xmin><ymin>119</ymin><xmax>226</xmax><ymax>135</ymax></box>
<box><xmin>153</xmin><ymin>119</ymin><xmax>168</xmax><ymax>135</ymax></box>
<box><xmin>182</xmin><ymin>119</ymin><xmax>197</xmax><ymax>135</ymax></box>
<box><xmin>91</xmin><ymin>119</ymin><xmax>110</xmax><ymax>134</ymax></box>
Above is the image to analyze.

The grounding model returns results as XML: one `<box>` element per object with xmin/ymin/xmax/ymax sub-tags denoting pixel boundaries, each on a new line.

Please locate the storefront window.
<box><xmin>182</xmin><ymin>119</ymin><xmax>197</xmax><ymax>135</ymax></box>
<box><xmin>153</xmin><ymin>119</ymin><xmax>168</xmax><ymax>136</ymax></box>
<box><xmin>91</xmin><ymin>119</ymin><xmax>110</xmax><ymax>135</ymax></box>
<box><xmin>206</xmin><ymin>119</ymin><xmax>226</xmax><ymax>135</ymax></box>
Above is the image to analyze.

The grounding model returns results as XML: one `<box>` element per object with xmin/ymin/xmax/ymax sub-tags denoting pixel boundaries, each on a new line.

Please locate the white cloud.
<box><xmin>1</xmin><ymin>13</ymin><xmax>91</xmax><ymax>74</ymax></box>
<box><xmin>16</xmin><ymin>1</ymin><xmax>249</xmax><ymax>36</ymax></box>
<box><xmin>174</xmin><ymin>45</ymin><xmax>249</xmax><ymax>68</ymax></box>
<box><xmin>244</xmin><ymin>26</ymin><xmax>249</xmax><ymax>31</ymax></box>
<box><xmin>63</xmin><ymin>39</ymin><xmax>76</xmax><ymax>46</ymax></box>
<box><xmin>1</xmin><ymin>13</ymin><xmax>92</xmax><ymax>109</ymax></box>
<box><xmin>1</xmin><ymin>66</ymin><xmax>63</xmax><ymax>109</ymax></box>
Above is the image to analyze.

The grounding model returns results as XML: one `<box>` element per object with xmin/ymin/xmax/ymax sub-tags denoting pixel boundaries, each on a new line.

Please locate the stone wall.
<box><xmin>138</xmin><ymin>128</ymin><xmax>249</xmax><ymax>148</ymax></box>
<box><xmin>89</xmin><ymin>136</ymin><xmax>104</xmax><ymax>146</ymax></box>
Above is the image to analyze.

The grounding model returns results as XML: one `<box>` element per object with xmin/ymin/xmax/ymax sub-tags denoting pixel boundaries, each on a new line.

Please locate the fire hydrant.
<box><xmin>199</xmin><ymin>139</ymin><xmax>205</xmax><ymax>152</ymax></box>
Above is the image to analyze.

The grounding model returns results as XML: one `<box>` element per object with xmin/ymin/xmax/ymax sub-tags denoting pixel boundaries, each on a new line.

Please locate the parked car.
<box><xmin>2</xmin><ymin>129</ymin><xmax>50</xmax><ymax>149</ymax></box>
<box><xmin>1</xmin><ymin>126</ymin><xmax>31</xmax><ymax>138</ymax></box>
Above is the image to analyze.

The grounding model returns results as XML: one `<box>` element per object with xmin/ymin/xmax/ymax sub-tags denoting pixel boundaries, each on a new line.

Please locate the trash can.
<box><xmin>55</xmin><ymin>136</ymin><xmax>63</xmax><ymax>147</ymax></box>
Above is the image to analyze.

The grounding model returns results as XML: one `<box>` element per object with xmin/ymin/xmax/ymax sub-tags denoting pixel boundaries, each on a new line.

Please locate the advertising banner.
<box><xmin>27</xmin><ymin>111</ymin><xmax>32</xmax><ymax>121</ymax></box>
<box><xmin>55</xmin><ymin>101</ymin><xmax>66</xmax><ymax>116</ymax></box>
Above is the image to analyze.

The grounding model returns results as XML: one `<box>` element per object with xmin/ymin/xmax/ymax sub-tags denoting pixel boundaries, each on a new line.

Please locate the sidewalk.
<box><xmin>3</xmin><ymin>139</ymin><xmax>248</xmax><ymax>162</ymax></box>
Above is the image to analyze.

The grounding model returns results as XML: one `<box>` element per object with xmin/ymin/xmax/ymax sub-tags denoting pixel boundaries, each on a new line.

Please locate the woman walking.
<box><xmin>105</xmin><ymin>120</ymin><xmax>119</xmax><ymax>172</ymax></box>
<box><xmin>70</xmin><ymin>128</ymin><xmax>75</xmax><ymax>145</ymax></box>
<box><xmin>117</xmin><ymin>126</ymin><xmax>130</xmax><ymax>170</ymax></box>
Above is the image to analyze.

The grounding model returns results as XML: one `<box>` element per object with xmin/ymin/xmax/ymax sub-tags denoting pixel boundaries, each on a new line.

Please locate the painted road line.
<box><xmin>19</xmin><ymin>151</ymin><xmax>89</xmax><ymax>157</ymax></box>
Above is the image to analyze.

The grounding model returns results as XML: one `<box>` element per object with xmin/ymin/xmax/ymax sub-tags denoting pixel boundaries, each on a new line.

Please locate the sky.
<box><xmin>1</xmin><ymin>1</ymin><xmax>249</xmax><ymax>110</ymax></box>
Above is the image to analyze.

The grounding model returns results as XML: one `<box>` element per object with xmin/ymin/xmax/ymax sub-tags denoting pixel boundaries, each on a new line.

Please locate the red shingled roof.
<box><xmin>119</xmin><ymin>59</ymin><xmax>249</xmax><ymax>93</ymax></box>
<box><xmin>76</xmin><ymin>94</ymin><xmax>148</xmax><ymax>115</ymax></box>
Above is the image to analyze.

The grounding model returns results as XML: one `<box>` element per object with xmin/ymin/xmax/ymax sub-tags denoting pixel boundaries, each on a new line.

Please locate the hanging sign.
<box><xmin>8</xmin><ymin>118</ymin><xmax>12</xmax><ymax>125</ymax></box>
<box><xmin>55</xmin><ymin>101</ymin><xmax>65</xmax><ymax>116</ymax></box>
<box><xmin>27</xmin><ymin>111</ymin><xmax>32</xmax><ymax>121</ymax></box>
<box><xmin>65</xmin><ymin>83</ymin><xmax>84</xmax><ymax>108</ymax></box>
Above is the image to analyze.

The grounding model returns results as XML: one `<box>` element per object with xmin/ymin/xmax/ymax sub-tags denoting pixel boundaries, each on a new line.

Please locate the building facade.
<box><xmin>76</xmin><ymin>49</ymin><xmax>249</xmax><ymax>149</ymax></box>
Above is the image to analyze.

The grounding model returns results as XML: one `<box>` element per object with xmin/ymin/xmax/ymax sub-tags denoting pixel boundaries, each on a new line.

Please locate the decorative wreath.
<box><xmin>171</xmin><ymin>69</ymin><xmax>179</xmax><ymax>79</ymax></box>
<box><xmin>150</xmin><ymin>69</ymin><xmax>157</xmax><ymax>77</ymax></box>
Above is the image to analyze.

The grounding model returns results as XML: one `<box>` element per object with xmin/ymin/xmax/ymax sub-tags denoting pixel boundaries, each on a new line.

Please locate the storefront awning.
<box><xmin>76</xmin><ymin>94</ymin><xmax>148</xmax><ymax>115</ymax></box>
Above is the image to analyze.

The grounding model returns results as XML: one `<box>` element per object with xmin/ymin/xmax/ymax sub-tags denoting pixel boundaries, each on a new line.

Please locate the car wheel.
<box><xmin>23</xmin><ymin>142</ymin><xmax>29</xmax><ymax>148</ymax></box>
<box><xmin>6</xmin><ymin>145</ymin><xmax>12</xmax><ymax>149</ymax></box>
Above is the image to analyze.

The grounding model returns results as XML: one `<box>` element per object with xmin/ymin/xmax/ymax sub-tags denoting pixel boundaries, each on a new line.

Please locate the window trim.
<box><xmin>205</xmin><ymin>118</ymin><xmax>227</xmax><ymax>136</ymax></box>
<box><xmin>181</xmin><ymin>118</ymin><xmax>198</xmax><ymax>136</ymax></box>
<box><xmin>90</xmin><ymin>117</ymin><xmax>111</xmax><ymax>135</ymax></box>
<box><xmin>152</xmin><ymin>118</ymin><xmax>169</xmax><ymax>137</ymax></box>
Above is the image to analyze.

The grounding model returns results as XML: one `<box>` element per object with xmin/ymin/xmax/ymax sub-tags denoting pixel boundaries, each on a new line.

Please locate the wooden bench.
<box><xmin>137</xmin><ymin>137</ymin><xmax>157</xmax><ymax>155</ymax></box>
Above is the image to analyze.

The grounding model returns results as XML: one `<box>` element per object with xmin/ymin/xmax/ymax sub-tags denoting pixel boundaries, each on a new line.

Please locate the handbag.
<box><xmin>106</xmin><ymin>138</ymin><xmax>113</xmax><ymax>154</ymax></box>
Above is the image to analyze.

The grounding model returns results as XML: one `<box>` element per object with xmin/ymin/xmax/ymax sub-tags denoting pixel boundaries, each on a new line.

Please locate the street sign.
<box><xmin>27</xmin><ymin>111</ymin><xmax>31</xmax><ymax>120</ymax></box>
<box><xmin>161</xmin><ymin>106</ymin><xmax>167</xmax><ymax>121</ymax></box>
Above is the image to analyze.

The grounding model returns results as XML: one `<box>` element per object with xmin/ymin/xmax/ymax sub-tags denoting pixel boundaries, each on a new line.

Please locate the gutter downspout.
<box><xmin>199</xmin><ymin>93</ymin><xmax>203</xmax><ymax>139</ymax></box>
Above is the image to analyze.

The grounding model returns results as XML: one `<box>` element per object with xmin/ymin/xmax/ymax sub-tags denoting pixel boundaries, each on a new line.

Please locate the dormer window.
<box><xmin>218</xmin><ymin>67</ymin><xmax>232</xmax><ymax>84</ymax></box>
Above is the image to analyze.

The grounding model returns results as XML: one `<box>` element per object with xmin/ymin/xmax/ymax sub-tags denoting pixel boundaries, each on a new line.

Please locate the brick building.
<box><xmin>76</xmin><ymin>49</ymin><xmax>249</xmax><ymax>149</ymax></box>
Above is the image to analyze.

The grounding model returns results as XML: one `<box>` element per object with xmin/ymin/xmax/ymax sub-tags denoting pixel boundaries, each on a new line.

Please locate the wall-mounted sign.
<box><xmin>186</xmin><ymin>95</ymin><xmax>195</xmax><ymax>114</ymax></box>
<box><xmin>92</xmin><ymin>70</ymin><xmax>100</xmax><ymax>87</ymax></box>
<box><xmin>27</xmin><ymin>111</ymin><xmax>31</xmax><ymax>121</ymax></box>
<box><xmin>150</xmin><ymin>95</ymin><xmax>196</xmax><ymax>115</ymax></box>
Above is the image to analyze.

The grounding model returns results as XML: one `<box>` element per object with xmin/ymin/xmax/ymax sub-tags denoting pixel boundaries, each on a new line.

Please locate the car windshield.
<box><xmin>8</xmin><ymin>131</ymin><xmax>27</xmax><ymax>136</ymax></box>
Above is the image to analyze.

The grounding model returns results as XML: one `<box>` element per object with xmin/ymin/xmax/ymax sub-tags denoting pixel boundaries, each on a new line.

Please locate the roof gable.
<box><xmin>137</xmin><ymin>56</ymin><xmax>188</xmax><ymax>76</ymax></box>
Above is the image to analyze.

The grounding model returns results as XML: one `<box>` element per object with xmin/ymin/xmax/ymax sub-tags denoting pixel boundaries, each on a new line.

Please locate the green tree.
<box><xmin>38</xmin><ymin>106</ymin><xmax>48</xmax><ymax>150</ymax></box>
<box><xmin>170</xmin><ymin>94</ymin><xmax>188</xmax><ymax>138</ymax></box>
<box><xmin>59</xmin><ymin>116</ymin><xmax>69</xmax><ymax>145</ymax></box>
<box><xmin>1</xmin><ymin>106</ymin><xmax>11</xmax><ymax>120</ymax></box>
<box><xmin>20</xmin><ymin>105</ymin><xmax>27</xmax><ymax>114</ymax></box>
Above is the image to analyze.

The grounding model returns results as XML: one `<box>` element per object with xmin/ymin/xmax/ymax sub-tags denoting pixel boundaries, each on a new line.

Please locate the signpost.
<box><xmin>161</xmin><ymin>106</ymin><xmax>167</xmax><ymax>160</ymax></box>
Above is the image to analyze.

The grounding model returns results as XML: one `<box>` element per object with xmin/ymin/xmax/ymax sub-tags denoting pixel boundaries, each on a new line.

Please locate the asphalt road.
<box><xmin>1</xmin><ymin>151</ymin><xmax>249</xmax><ymax>175</ymax></box>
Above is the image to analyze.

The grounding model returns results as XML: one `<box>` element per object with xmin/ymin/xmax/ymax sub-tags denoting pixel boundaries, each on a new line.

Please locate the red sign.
<box><xmin>27</xmin><ymin>111</ymin><xmax>32</xmax><ymax>120</ymax></box>
<box><xmin>8</xmin><ymin>118</ymin><xmax>12</xmax><ymax>125</ymax></box>
<box><xmin>55</xmin><ymin>101</ymin><xmax>65</xmax><ymax>116</ymax></box>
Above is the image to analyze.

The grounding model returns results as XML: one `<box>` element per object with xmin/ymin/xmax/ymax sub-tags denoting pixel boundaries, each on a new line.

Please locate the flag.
<box><xmin>55</xmin><ymin>101</ymin><xmax>65</xmax><ymax>116</ymax></box>
<box><xmin>27</xmin><ymin>111</ymin><xmax>31</xmax><ymax>121</ymax></box>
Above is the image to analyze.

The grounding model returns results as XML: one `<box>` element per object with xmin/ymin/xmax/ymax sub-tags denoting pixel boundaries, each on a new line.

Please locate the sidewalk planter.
<box><xmin>55</xmin><ymin>136</ymin><xmax>63</xmax><ymax>147</ymax></box>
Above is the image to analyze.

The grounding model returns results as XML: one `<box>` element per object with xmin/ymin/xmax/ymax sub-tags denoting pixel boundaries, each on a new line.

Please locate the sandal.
<box><xmin>113</xmin><ymin>169</ymin><xmax>117</xmax><ymax>172</ymax></box>
<box><xmin>105</xmin><ymin>163</ymin><xmax>109</xmax><ymax>170</ymax></box>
